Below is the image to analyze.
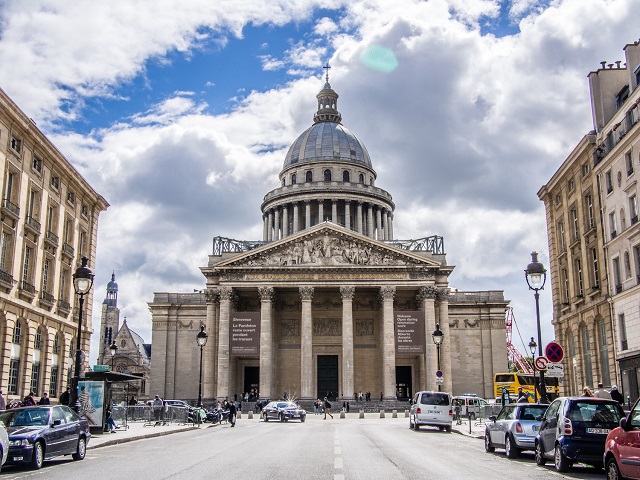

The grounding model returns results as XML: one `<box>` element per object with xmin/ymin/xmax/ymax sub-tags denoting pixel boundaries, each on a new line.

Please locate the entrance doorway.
<box><xmin>317</xmin><ymin>355</ymin><xmax>338</xmax><ymax>401</ymax></box>
<box><xmin>396</xmin><ymin>366</ymin><xmax>412</xmax><ymax>400</ymax></box>
<box><xmin>244</xmin><ymin>366</ymin><xmax>259</xmax><ymax>400</ymax></box>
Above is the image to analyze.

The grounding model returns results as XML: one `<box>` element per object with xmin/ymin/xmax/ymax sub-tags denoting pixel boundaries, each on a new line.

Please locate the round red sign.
<box><xmin>545</xmin><ymin>341</ymin><xmax>564</xmax><ymax>363</ymax></box>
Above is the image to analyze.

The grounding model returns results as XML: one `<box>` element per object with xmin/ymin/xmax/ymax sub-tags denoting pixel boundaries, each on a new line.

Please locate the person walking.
<box><xmin>228</xmin><ymin>400</ymin><xmax>237</xmax><ymax>427</ymax></box>
<box><xmin>517</xmin><ymin>387</ymin><xmax>528</xmax><ymax>403</ymax></box>
<box><xmin>610</xmin><ymin>385</ymin><xmax>624</xmax><ymax>405</ymax></box>
<box><xmin>59</xmin><ymin>386</ymin><xmax>70</xmax><ymax>406</ymax></box>
<box><xmin>38</xmin><ymin>392</ymin><xmax>50</xmax><ymax>405</ymax></box>
<box><xmin>323</xmin><ymin>397</ymin><xmax>333</xmax><ymax>419</ymax></box>
<box><xmin>582</xmin><ymin>387</ymin><xmax>594</xmax><ymax>397</ymax></box>
<box><xmin>152</xmin><ymin>395</ymin><xmax>163</xmax><ymax>423</ymax></box>
<box><xmin>594</xmin><ymin>383</ymin><xmax>612</xmax><ymax>399</ymax></box>
<box><xmin>0</xmin><ymin>389</ymin><xmax>6</xmax><ymax>411</ymax></box>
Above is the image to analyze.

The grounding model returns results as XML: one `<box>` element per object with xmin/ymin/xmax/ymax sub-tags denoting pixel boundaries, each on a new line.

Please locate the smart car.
<box><xmin>604</xmin><ymin>396</ymin><xmax>640</xmax><ymax>479</ymax></box>
<box><xmin>262</xmin><ymin>401</ymin><xmax>306</xmax><ymax>422</ymax></box>
<box><xmin>535</xmin><ymin>397</ymin><xmax>624</xmax><ymax>472</ymax></box>
<box><xmin>0</xmin><ymin>405</ymin><xmax>90</xmax><ymax>470</ymax></box>
<box><xmin>485</xmin><ymin>403</ymin><xmax>548</xmax><ymax>458</ymax></box>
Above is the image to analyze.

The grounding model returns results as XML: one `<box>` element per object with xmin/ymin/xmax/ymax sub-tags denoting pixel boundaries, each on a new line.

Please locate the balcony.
<box><xmin>62</xmin><ymin>243</ymin><xmax>74</xmax><ymax>259</ymax></box>
<box><xmin>0</xmin><ymin>269</ymin><xmax>14</xmax><ymax>290</ymax></box>
<box><xmin>1</xmin><ymin>199</ymin><xmax>20</xmax><ymax>220</ymax></box>
<box><xmin>18</xmin><ymin>280</ymin><xmax>36</xmax><ymax>301</ymax></box>
<box><xmin>39</xmin><ymin>291</ymin><xmax>55</xmax><ymax>309</ymax></box>
<box><xmin>57</xmin><ymin>299</ymin><xmax>71</xmax><ymax>316</ymax></box>
<box><xmin>45</xmin><ymin>230</ymin><xmax>59</xmax><ymax>248</ymax></box>
<box><xmin>616</xmin><ymin>283</ymin><xmax>623</xmax><ymax>294</ymax></box>
<box><xmin>25</xmin><ymin>216</ymin><xmax>41</xmax><ymax>236</ymax></box>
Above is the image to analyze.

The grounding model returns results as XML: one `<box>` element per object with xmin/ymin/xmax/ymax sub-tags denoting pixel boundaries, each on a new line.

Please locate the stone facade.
<box><xmin>149</xmin><ymin>76</ymin><xmax>509</xmax><ymax>405</ymax></box>
<box><xmin>0</xmin><ymin>87</ymin><xmax>108</xmax><ymax>403</ymax></box>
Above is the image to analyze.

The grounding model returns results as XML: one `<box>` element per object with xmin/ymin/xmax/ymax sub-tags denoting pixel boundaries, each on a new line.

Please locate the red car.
<box><xmin>604</xmin><ymin>398</ymin><xmax>640</xmax><ymax>479</ymax></box>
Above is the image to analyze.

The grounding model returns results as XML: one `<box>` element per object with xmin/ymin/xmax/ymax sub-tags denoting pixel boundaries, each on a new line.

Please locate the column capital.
<box><xmin>205</xmin><ymin>288</ymin><xmax>220</xmax><ymax>303</ymax></box>
<box><xmin>304</xmin><ymin>199</ymin><xmax>311</xmax><ymax>204</ymax></box>
<box><xmin>379</xmin><ymin>286</ymin><xmax>396</xmax><ymax>300</ymax></box>
<box><xmin>416</xmin><ymin>286</ymin><xmax>438</xmax><ymax>302</ymax></box>
<box><xmin>340</xmin><ymin>286</ymin><xmax>355</xmax><ymax>300</ymax></box>
<box><xmin>357</xmin><ymin>201</ymin><xmax>363</xmax><ymax>205</ymax></box>
<box><xmin>258</xmin><ymin>286</ymin><xmax>274</xmax><ymax>302</ymax></box>
<box><xmin>219</xmin><ymin>286</ymin><xmax>234</xmax><ymax>301</ymax></box>
<box><xmin>436</xmin><ymin>288</ymin><xmax>450</xmax><ymax>303</ymax></box>
<box><xmin>299</xmin><ymin>286</ymin><xmax>314</xmax><ymax>301</ymax></box>
<box><xmin>332</xmin><ymin>198</ymin><xmax>338</xmax><ymax>204</ymax></box>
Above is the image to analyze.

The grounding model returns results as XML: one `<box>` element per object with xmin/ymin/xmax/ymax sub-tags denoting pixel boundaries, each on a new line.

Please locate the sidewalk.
<box><xmin>450</xmin><ymin>417</ymin><xmax>487</xmax><ymax>439</ymax></box>
<box><xmin>88</xmin><ymin>421</ymin><xmax>199</xmax><ymax>449</ymax></box>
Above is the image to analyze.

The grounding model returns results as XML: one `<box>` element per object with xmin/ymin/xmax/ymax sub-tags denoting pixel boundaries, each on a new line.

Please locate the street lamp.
<box><xmin>528</xmin><ymin>337</ymin><xmax>537</xmax><ymax>402</ymax></box>
<box><xmin>525</xmin><ymin>251</ymin><xmax>549</xmax><ymax>404</ymax></box>
<box><xmin>196</xmin><ymin>324</ymin><xmax>208</xmax><ymax>408</ymax></box>
<box><xmin>70</xmin><ymin>256</ymin><xmax>94</xmax><ymax>411</ymax></box>
<box><xmin>432</xmin><ymin>323</ymin><xmax>444</xmax><ymax>392</ymax></box>
<box><xmin>109</xmin><ymin>341</ymin><xmax>118</xmax><ymax>370</ymax></box>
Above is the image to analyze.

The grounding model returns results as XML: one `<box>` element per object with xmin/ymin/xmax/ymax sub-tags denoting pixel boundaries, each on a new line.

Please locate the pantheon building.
<box><xmin>149</xmin><ymin>75</ymin><xmax>509</xmax><ymax>405</ymax></box>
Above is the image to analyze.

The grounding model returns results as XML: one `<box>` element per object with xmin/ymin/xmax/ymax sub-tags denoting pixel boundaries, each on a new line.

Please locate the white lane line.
<box><xmin>334</xmin><ymin>457</ymin><xmax>343</xmax><ymax>469</ymax></box>
<box><xmin>334</xmin><ymin>446</ymin><xmax>341</xmax><ymax>455</ymax></box>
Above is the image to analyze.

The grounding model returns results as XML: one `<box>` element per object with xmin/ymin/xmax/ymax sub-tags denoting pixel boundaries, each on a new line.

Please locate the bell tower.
<box><xmin>98</xmin><ymin>272</ymin><xmax>120</xmax><ymax>365</ymax></box>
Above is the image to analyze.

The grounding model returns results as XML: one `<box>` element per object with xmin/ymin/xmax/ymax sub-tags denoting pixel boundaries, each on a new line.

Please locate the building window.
<box><xmin>582</xmin><ymin>163</ymin><xmax>590</xmax><ymax>177</ymax></box>
<box><xmin>343</xmin><ymin>170</ymin><xmax>350</xmax><ymax>182</ymax></box>
<box><xmin>582</xmin><ymin>325</ymin><xmax>593</xmax><ymax>388</ymax></box>
<box><xmin>324</xmin><ymin>169</ymin><xmax>331</xmax><ymax>182</ymax></box>
<box><xmin>22</xmin><ymin>246</ymin><xmax>33</xmax><ymax>286</ymax></box>
<box><xmin>558</xmin><ymin>222</ymin><xmax>566</xmax><ymax>252</ymax></box>
<box><xmin>27</xmin><ymin>188</ymin><xmax>40</xmax><ymax>222</ymax></box>
<box><xmin>30</xmin><ymin>363</ymin><xmax>40</xmax><ymax>395</ymax></box>
<box><xmin>34</xmin><ymin>327</ymin><xmax>42</xmax><ymax>350</ymax></box>
<box><xmin>358</xmin><ymin>173</ymin><xmax>364</xmax><ymax>184</ymax></box>
<box><xmin>555</xmin><ymin>193</ymin><xmax>562</xmax><ymax>206</ymax></box>
<box><xmin>0</xmin><ymin>232</ymin><xmax>14</xmax><ymax>273</ymax></box>
<box><xmin>568</xmin><ymin>178</ymin><xmax>575</xmax><ymax>192</ymax></box>
<box><xmin>562</xmin><ymin>268</ymin><xmax>569</xmax><ymax>303</ymax></box>
<box><xmin>8</xmin><ymin>359</ymin><xmax>19</xmax><ymax>394</ymax></box>
<box><xmin>630</xmin><ymin>195</ymin><xmax>638</xmax><ymax>225</ymax></box>
<box><xmin>12</xmin><ymin>321</ymin><xmax>22</xmax><ymax>344</ymax></box>
<box><xmin>571</xmin><ymin>209</ymin><xmax>579</xmax><ymax>241</ymax></box>
<box><xmin>613</xmin><ymin>257</ymin><xmax>622</xmax><ymax>293</ymax></box>
<box><xmin>598</xmin><ymin>319</ymin><xmax>610</xmax><ymax>386</ymax></box>
<box><xmin>291</xmin><ymin>174</ymin><xmax>296</xmax><ymax>185</ymax></box>
<box><xmin>49</xmin><ymin>366</ymin><xmax>59</xmax><ymax>397</ymax></box>
<box><xmin>59</xmin><ymin>268</ymin><xmax>69</xmax><ymax>303</ymax></box>
<box><xmin>10</xmin><ymin>135</ymin><xmax>22</xmax><ymax>153</ymax></box>
<box><xmin>42</xmin><ymin>258</ymin><xmax>51</xmax><ymax>294</ymax></box>
<box><xmin>625</xmin><ymin>251</ymin><xmax>632</xmax><ymax>279</ymax></box>
<box><xmin>585</xmin><ymin>194</ymin><xmax>595</xmax><ymax>229</ymax></box>
<box><xmin>592</xmin><ymin>248</ymin><xmax>600</xmax><ymax>289</ymax></box>
<box><xmin>627</xmin><ymin>152</ymin><xmax>634</xmax><ymax>176</ymax></box>
<box><xmin>4</xmin><ymin>170</ymin><xmax>19</xmax><ymax>207</ymax></box>
<box><xmin>610</xmin><ymin>212</ymin><xmax>617</xmax><ymax>239</ymax></box>
<box><xmin>79</xmin><ymin>231</ymin><xmax>87</xmax><ymax>257</ymax></box>
<box><xmin>619</xmin><ymin>313</ymin><xmax>628</xmax><ymax>350</ymax></box>
<box><xmin>606</xmin><ymin>170</ymin><xmax>614</xmax><ymax>194</ymax></box>
<box><xmin>575</xmin><ymin>259</ymin><xmax>583</xmax><ymax>297</ymax></box>
<box><xmin>50</xmin><ymin>174</ymin><xmax>59</xmax><ymax>191</ymax></box>
<box><xmin>305</xmin><ymin>171</ymin><xmax>312</xmax><ymax>183</ymax></box>
<box><xmin>53</xmin><ymin>335</ymin><xmax>60</xmax><ymax>355</ymax></box>
<box><xmin>32</xmin><ymin>156</ymin><xmax>43</xmax><ymax>174</ymax></box>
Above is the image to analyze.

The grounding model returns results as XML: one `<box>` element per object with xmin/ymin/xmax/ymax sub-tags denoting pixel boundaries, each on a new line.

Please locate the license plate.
<box><xmin>586</xmin><ymin>428</ymin><xmax>610</xmax><ymax>434</ymax></box>
<box><xmin>427</xmin><ymin>410</ymin><xmax>438</xmax><ymax>414</ymax></box>
<box><xmin>13</xmin><ymin>456</ymin><xmax>23</xmax><ymax>461</ymax></box>
<box><xmin>532</xmin><ymin>425</ymin><xmax>539</xmax><ymax>432</ymax></box>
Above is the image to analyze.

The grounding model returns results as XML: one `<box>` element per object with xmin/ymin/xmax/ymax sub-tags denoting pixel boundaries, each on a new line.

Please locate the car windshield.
<box><xmin>569</xmin><ymin>401</ymin><xmax>623</xmax><ymax>424</ymax></box>
<box><xmin>419</xmin><ymin>393</ymin><xmax>449</xmax><ymax>406</ymax></box>
<box><xmin>519</xmin><ymin>406</ymin><xmax>547</xmax><ymax>420</ymax></box>
<box><xmin>277</xmin><ymin>402</ymin><xmax>297</xmax><ymax>409</ymax></box>
<box><xmin>0</xmin><ymin>408</ymin><xmax>50</xmax><ymax>427</ymax></box>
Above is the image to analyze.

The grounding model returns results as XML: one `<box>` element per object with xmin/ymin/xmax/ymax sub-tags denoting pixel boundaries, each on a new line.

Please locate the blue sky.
<box><xmin>0</xmin><ymin>0</ymin><xmax>638</xmax><ymax>370</ymax></box>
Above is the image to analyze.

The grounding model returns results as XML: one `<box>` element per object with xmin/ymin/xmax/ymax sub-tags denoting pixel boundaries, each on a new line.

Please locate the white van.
<box><xmin>409</xmin><ymin>391</ymin><xmax>452</xmax><ymax>432</ymax></box>
<box><xmin>452</xmin><ymin>395</ymin><xmax>489</xmax><ymax>420</ymax></box>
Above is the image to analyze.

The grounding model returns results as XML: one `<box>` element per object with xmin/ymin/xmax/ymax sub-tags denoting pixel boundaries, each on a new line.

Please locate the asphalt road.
<box><xmin>1</xmin><ymin>415</ymin><xmax>606</xmax><ymax>479</ymax></box>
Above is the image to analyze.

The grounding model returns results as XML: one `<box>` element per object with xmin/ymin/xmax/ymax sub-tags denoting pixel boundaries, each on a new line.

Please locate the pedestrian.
<box><xmin>0</xmin><ymin>388</ymin><xmax>5</xmax><ymax>411</ymax></box>
<box><xmin>38</xmin><ymin>392</ymin><xmax>50</xmax><ymax>405</ymax></box>
<box><xmin>501</xmin><ymin>387</ymin><xmax>510</xmax><ymax>405</ymax></box>
<box><xmin>23</xmin><ymin>391</ymin><xmax>36</xmax><ymax>406</ymax></box>
<box><xmin>323</xmin><ymin>397</ymin><xmax>333</xmax><ymax>419</ymax></box>
<box><xmin>128</xmin><ymin>395</ymin><xmax>137</xmax><ymax>406</ymax></box>
<box><xmin>380</xmin><ymin>391</ymin><xmax>383</xmax><ymax>401</ymax></box>
<box><xmin>105</xmin><ymin>407</ymin><xmax>118</xmax><ymax>433</ymax></box>
<box><xmin>517</xmin><ymin>387</ymin><xmax>528</xmax><ymax>403</ymax></box>
<box><xmin>594</xmin><ymin>383</ymin><xmax>611</xmax><ymax>399</ymax></box>
<box><xmin>59</xmin><ymin>386</ymin><xmax>70</xmax><ymax>406</ymax></box>
<box><xmin>346</xmin><ymin>402</ymin><xmax>350</xmax><ymax>413</ymax></box>
<box><xmin>610</xmin><ymin>385</ymin><xmax>624</xmax><ymax>405</ymax></box>
<box><xmin>342</xmin><ymin>401</ymin><xmax>346</xmax><ymax>412</ymax></box>
<box><xmin>228</xmin><ymin>400</ymin><xmax>237</xmax><ymax>427</ymax></box>
<box><xmin>152</xmin><ymin>395</ymin><xmax>163</xmax><ymax>422</ymax></box>
<box><xmin>582</xmin><ymin>387</ymin><xmax>594</xmax><ymax>397</ymax></box>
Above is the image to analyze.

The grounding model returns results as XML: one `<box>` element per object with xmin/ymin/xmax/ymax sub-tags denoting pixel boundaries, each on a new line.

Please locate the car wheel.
<box><xmin>72</xmin><ymin>437</ymin><xmax>86</xmax><ymax>461</ymax></box>
<box><xmin>300</xmin><ymin>416</ymin><xmax>306</xmax><ymax>423</ymax></box>
<box><xmin>554</xmin><ymin>444</ymin><xmax>570</xmax><ymax>473</ymax></box>
<box><xmin>606</xmin><ymin>457</ymin><xmax>622</xmax><ymax>480</ymax></box>
<box><xmin>264</xmin><ymin>414</ymin><xmax>269</xmax><ymax>422</ymax></box>
<box><xmin>414</xmin><ymin>420</ymin><xmax>420</xmax><ymax>431</ymax></box>
<box><xmin>438</xmin><ymin>426</ymin><xmax>444</xmax><ymax>431</ymax></box>
<box><xmin>445</xmin><ymin>425</ymin><xmax>451</xmax><ymax>433</ymax></box>
<box><xmin>31</xmin><ymin>441</ymin><xmax>44</xmax><ymax>470</ymax></box>
<box><xmin>535</xmin><ymin>441</ymin><xmax>546</xmax><ymax>466</ymax></box>
<box><xmin>280</xmin><ymin>413</ymin><xmax>285</xmax><ymax>422</ymax></box>
<box><xmin>409</xmin><ymin>417</ymin><xmax>414</xmax><ymax>429</ymax></box>
<box><xmin>485</xmin><ymin>432</ymin><xmax>495</xmax><ymax>453</ymax></box>
<box><xmin>505</xmin><ymin>435</ymin><xmax>519</xmax><ymax>459</ymax></box>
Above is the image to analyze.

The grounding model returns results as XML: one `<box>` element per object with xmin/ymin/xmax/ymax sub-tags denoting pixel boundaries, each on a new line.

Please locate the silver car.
<box><xmin>485</xmin><ymin>403</ymin><xmax>548</xmax><ymax>458</ymax></box>
<box><xmin>0</xmin><ymin>420</ymin><xmax>8</xmax><ymax>471</ymax></box>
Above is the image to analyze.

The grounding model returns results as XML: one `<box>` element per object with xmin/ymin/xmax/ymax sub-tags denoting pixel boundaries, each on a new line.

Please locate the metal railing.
<box><xmin>111</xmin><ymin>405</ymin><xmax>192</xmax><ymax>426</ymax></box>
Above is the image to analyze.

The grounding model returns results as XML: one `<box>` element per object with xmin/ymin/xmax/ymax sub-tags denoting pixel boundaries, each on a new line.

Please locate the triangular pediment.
<box><xmin>215</xmin><ymin>223</ymin><xmax>442</xmax><ymax>269</ymax></box>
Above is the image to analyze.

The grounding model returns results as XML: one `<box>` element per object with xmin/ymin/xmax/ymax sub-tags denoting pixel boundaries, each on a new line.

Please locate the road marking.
<box><xmin>334</xmin><ymin>446</ymin><xmax>341</xmax><ymax>455</ymax></box>
<box><xmin>334</xmin><ymin>457</ymin><xmax>343</xmax><ymax>469</ymax></box>
<box><xmin>334</xmin><ymin>475</ymin><xmax>345</xmax><ymax>480</ymax></box>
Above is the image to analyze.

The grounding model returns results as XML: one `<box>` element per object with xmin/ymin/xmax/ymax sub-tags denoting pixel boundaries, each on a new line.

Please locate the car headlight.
<box><xmin>9</xmin><ymin>439</ymin><xmax>31</xmax><ymax>447</ymax></box>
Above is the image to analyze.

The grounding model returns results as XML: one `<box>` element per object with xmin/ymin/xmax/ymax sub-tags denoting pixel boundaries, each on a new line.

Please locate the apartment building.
<box><xmin>0</xmin><ymin>87</ymin><xmax>108</xmax><ymax>402</ymax></box>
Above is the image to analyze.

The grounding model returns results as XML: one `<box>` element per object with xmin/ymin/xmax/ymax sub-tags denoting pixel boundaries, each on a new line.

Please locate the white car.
<box><xmin>0</xmin><ymin>420</ymin><xmax>7</xmax><ymax>471</ymax></box>
<box><xmin>410</xmin><ymin>391</ymin><xmax>452</xmax><ymax>432</ymax></box>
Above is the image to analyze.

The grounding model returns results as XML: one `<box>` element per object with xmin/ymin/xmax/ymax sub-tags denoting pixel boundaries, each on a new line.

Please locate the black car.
<box><xmin>0</xmin><ymin>405</ymin><xmax>90</xmax><ymax>469</ymax></box>
<box><xmin>262</xmin><ymin>401</ymin><xmax>307</xmax><ymax>422</ymax></box>
<box><xmin>535</xmin><ymin>396</ymin><xmax>624</xmax><ymax>472</ymax></box>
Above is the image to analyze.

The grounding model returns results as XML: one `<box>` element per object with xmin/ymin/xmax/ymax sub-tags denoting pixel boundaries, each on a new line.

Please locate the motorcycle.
<box><xmin>205</xmin><ymin>408</ymin><xmax>230</xmax><ymax>424</ymax></box>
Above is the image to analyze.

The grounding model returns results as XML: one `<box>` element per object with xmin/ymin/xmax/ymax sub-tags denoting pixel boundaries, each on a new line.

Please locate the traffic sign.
<box><xmin>545</xmin><ymin>342</ymin><xmax>564</xmax><ymax>363</ymax></box>
<box><xmin>546</xmin><ymin>363</ymin><xmax>565</xmax><ymax>378</ymax></box>
<box><xmin>436</xmin><ymin>370</ymin><xmax>443</xmax><ymax>378</ymax></box>
<box><xmin>535</xmin><ymin>356</ymin><xmax>548</xmax><ymax>371</ymax></box>
<box><xmin>436</xmin><ymin>377</ymin><xmax>444</xmax><ymax>385</ymax></box>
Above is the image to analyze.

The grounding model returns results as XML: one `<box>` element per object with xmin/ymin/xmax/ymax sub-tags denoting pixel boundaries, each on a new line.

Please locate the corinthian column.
<box><xmin>340</xmin><ymin>286</ymin><xmax>355</xmax><ymax>400</ymax></box>
<box><xmin>318</xmin><ymin>199</ymin><xmax>324</xmax><ymax>223</ymax></box>
<box><xmin>305</xmin><ymin>201</ymin><xmax>311</xmax><ymax>229</ymax></box>
<box><xmin>282</xmin><ymin>205</ymin><xmax>289</xmax><ymax>237</ymax></box>
<box><xmin>300</xmin><ymin>286</ymin><xmax>314</xmax><ymax>399</ymax></box>
<box><xmin>259</xmin><ymin>286</ymin><xmax>274</xmax><ymax>400</ymax></box>
<box><xmin>274</xmin><ymin>208</ymin><xmax>280</xmax><ymax>240</ymax></box>
<box><xmin>356</xmin><ymin>202</ymin><xmax>363</xmax><ymax>234</ymax></box>
<box><xmin>205</xmin><ymin>288</ymin><xmax>219</xmax><ymax>400</ymax></box>
<box><xmin>367</xmin><ymin>205</ymin><xmax>374</xmax><ymax>238</ymax></box>
<box><xmin>375</xmin><ymin>207</ymin><xmax>382</xmax><ymax>240</ymax></box>
<box><xmin>380</xmin><ymin>286</ymin><xmax>396</xmax><ymax>400</ymax></box>
<box><xmin>345</xmin><ymin>201</ymin><xmax>351</xmax><ymax>230</ymax></box>
<box><xmin>417</xmin><ymin>286</ymin><xmax>437</xmax><ymax>391</ymax></box>
<box><xmin>332</xmin><ymin>199</ymin><xmax>338</xmax><ymax>224</ymax></box>
<box><xmin>267</xmin><ymin>211</ymin><xmax>273</xmax><ymax>241</ymax></box>
<box><xmin>293</xmin><ymin>202</ymin><xmax>299</xmax><ymax>234</ymax></box>
<box><xmin>217</xmin><ymin>287</ymin><xmax>233</xmax><ymax>399</ymax></box>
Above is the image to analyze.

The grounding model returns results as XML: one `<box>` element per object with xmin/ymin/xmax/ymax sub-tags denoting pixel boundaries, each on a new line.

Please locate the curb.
<box><xmin>87</xmin><ymin>426</ymin><xmax>198</xmax><ymax>450</ymax></box>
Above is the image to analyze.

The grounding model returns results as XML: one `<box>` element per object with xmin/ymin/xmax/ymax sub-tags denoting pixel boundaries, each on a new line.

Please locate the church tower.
<box><xmin>98</xmin><ymin>273</ymin><xmax>120</xmax><ymax>365</ymax></box>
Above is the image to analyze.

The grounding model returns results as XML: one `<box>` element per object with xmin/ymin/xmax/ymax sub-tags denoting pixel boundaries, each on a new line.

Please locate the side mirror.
<box><xmin>52</xmin><ymin>419</ymin><xmax>62</xmax><ymax>427</ymax></box>
<box><xmin>488</xmin><ymin>415</ymin><xmax>497</xmax><ymax>422</ymax></box>
<box><xmin>620</xmin><ymin>417</ymin><xmax>631</xmax><ymax>431</ymax></box>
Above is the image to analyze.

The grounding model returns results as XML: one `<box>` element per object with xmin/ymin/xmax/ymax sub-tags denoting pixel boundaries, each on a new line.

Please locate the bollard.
<box><xmin>404</xmin><ymin>409</ymin><xmax>409</xmax><ymax>418</ymax></box>
<box><xmin>392</xmin><ymin>410</ymin><xmax>397</xmax><ymax>418</ymax></box>
<box><xmin>340</xmin><ymin>411</ymin><xmax>345</xmax><ymax>419</ymax></box>
<box><xmin>237</xmin><ymin>411</ymin><xmax>242</xmax><ymax>419</ymax></box>
<box><xmin>248</xmin><ymin>411</ymin><xmax>253</xmax><ymax>419</ymax></box>
<box><xmin>380</xmin><ymin>409</ymin><xmax>385</xmax><ymax>418</ymax></box>
<box><xmin>359</xmin><ymin>409</ymin><xmax>365</xmax><ymax>419</ymax></box>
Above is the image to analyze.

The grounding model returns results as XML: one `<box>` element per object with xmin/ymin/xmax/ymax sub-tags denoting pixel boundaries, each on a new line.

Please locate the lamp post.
<box><xmin>70</xmin><ymin>256</ymin><xmax>94</xmax><ymax>411</ymax></box>
<box><xmin>109</xmin><ymin>341</ymin><xmax>118</xmax><ymax>370</ymax></box>
<box><xmin>196</xmin><ymin>324</ymin><xmax>208</xmax><ymax>408</ymax></box>
<box><xmin>528</xmin><ymin>336</ymin><xmax>537</xmax><ymax>402</ymax></box>
<box><xmin>525</xmin><ymin>251</ymin><xmax>549</xmax><ymax>404</ymax></box>
<box><xmin>432</xmin><ymin>323</ymin><xmax>444</xmax><ymax>392</ymax></box>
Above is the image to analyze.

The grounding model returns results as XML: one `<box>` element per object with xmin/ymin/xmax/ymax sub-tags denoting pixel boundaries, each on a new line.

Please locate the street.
<box><xmin>1</xmin><ymin>415</ymin><xmax>605</xmax><ymax>479</ymax></box>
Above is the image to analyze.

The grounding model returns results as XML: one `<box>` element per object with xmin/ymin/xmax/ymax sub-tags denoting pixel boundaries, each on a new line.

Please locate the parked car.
<box><xmin>0</xmin><ymin>405</ymin><xmax>90</xmax><ymax>470</ymax></box>
<box><xmin>409</xmin><ymin>391</ymin><xmax>452</xmax><ymax>432</ymax></box>
<box><xmin>485</xmin><ymin>403</ymin><xmax>548</xmax><ymax>458</ymax></box>
<box><xmin>535</xmin><ymin>397</ymin><xmax>624</xmax><ymax>472</ymax></box>
<box><xmin>0</xmin><ymin>420</ymin><xmax>8</xmax><ymax>471</ymax></box>
<box><xmin>604</xmin><ymin>396</ymin><xmax>640</xmax><ymax>479</ymax></box>
<box><xmin>262</xmin><ymin>401</ymin><xmax>306</xmax><ymax>422</ymax></box>
<box><xmin>452</xmin><ymin>395</ymin><xmax>490</xmax><ymax>420</ymax></box>
<box><xmin>164</xmin><ymin>400</ymin><xmax>193</xmax><ymax>410</ymax></box>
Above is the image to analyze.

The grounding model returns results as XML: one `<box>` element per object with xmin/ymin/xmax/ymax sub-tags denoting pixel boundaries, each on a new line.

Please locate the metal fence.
<box><xmin>111</xmin><ymin>405</ymin><xmax>192</xmax><ymax>426</ymax></box>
